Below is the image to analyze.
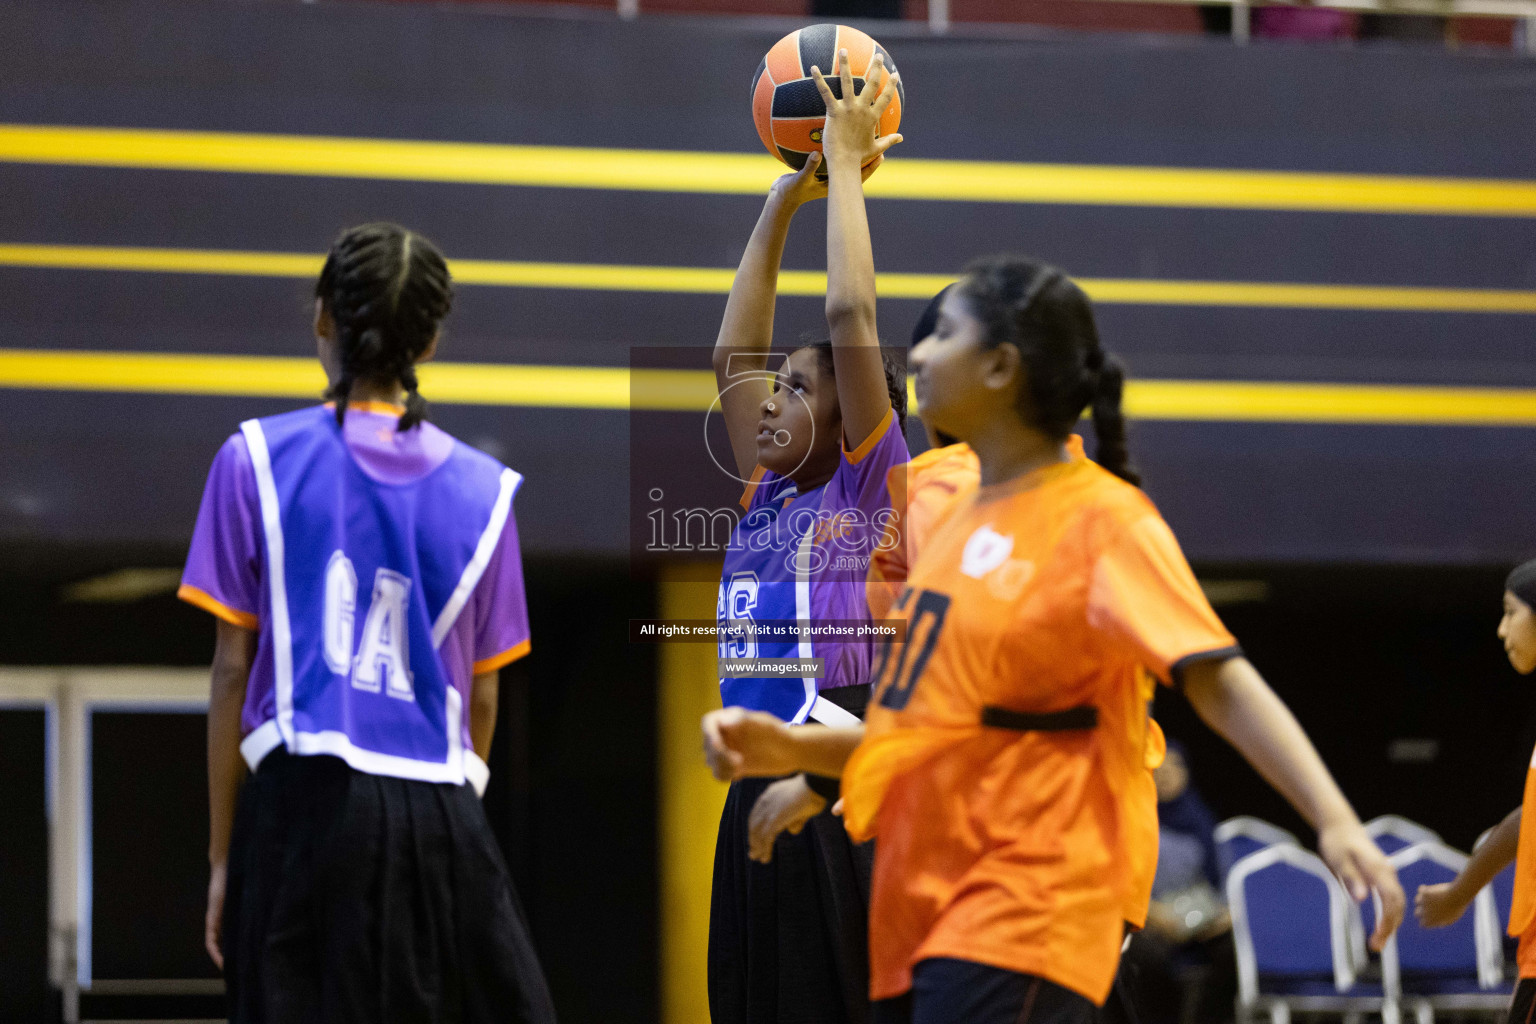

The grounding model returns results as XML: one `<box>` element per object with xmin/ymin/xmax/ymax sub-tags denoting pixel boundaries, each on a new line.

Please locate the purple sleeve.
<box><xmin>838</xmin><ymin>409</ymin><xmax>911</xmax><ymax>520</ymax></box>
<box><xmin>469</xmin><ymin>506</ymin><xmax>531</xmax><ymax>673</ymax></box>
<box><xmin>179</xmin><ymin>433</ymin><xmax>263</xmax><ymax>628</ymax></box>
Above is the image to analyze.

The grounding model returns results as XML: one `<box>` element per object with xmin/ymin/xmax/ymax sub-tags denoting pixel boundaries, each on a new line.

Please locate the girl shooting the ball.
<box><xmin>706</xmin><ymin>46</ymin><xmax>905</xmax><ymax>1024</ymax></box>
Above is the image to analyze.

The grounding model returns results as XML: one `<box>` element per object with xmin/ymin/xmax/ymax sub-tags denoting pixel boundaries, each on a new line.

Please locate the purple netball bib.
<box><xmin>238</xmin><ymin>406</ymin><xmax>519</xmax><ymax>789</ymax></box>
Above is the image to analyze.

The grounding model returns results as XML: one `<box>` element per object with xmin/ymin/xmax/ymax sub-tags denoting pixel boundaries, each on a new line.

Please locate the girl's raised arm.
<box><xmin>712</xmin><ymin>159</ymin><xmax>828</xmax><ymax>480</ymax></box>
<box><xmin>811</xmin><ymin>51</ymin><xmax>903</xmax><ymax>450</ymax></box>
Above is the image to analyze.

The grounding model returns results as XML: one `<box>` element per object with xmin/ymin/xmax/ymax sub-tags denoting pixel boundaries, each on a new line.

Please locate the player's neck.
<box><xmin>348</xmin><ymin>377</ymin><xmax>405</xmax><ymax>407</ymax></box>
<box><xmin>788</xmin><ymin>465</ymin><xmax>836</xmax><ymax>493</ymax></box>
<box><xmin>785</xmin><ymin>441</ymin><xmax>840</xmax><ymax>493</ymax></box>
<box><xmin>969</xmin><ymin>421</ymin><xmax>1070</xmax><ymax>488</ymax></box>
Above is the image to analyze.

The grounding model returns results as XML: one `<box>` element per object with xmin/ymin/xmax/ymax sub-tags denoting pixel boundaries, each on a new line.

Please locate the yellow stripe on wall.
<box><xmin>5</xmin><ymin>242</ymin><xmax>1536</xmax><ymax>314</ymax></box>
<box><xmin>2</xmin><ymin>348</ymin><xmax>1535</xmax><ymax>427</ymax></box>
<box><xmin>1128</xmin><ymin>380</ymin><xmax>1536</xmax><ymax>425</ymax></box>
<box><xmin>0</xmin><ymin>244</ymin><xmax>322</xmax><ymax>279</ymax></box>
<box><xmin>7</xmin><ymin>123</ymin><xmax>1536</xmax><ymax>216</ymax></box>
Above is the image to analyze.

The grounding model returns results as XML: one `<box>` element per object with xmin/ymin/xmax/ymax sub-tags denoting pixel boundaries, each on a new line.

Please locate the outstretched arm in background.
<box><xmin>1416</xmin><ymin>806</ymin><xmax>1520</xmax><ymax>927</ymax></box>
<box><xmin>1182</xmin><ymin>656</ymin><xmax>1406</xmax><ymax>951</ymax></box>
<box><xmin>206</xmin><ymin>619</ymin><xmax>256</xmax><ymax>969</ymax></box>
<box><xmin>702</xmin><ymin>705</ymin><xmax>864</xmax><ymax>781</ymax></box>
<box><xmin>811</xmin><ymin>50</ymin><xmax>903</xmax><ymax>449</ymax></box>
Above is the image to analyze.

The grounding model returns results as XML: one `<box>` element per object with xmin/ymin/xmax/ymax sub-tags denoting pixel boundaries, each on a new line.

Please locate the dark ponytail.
<box><xmin>1086</xmin><ymin>350</ymin><xmax>1140</xmax><ymax>487</ymax></box>
<box><xmin>315</xmin><ymin>223</ymin><xmax>453</xmax><ymax>431</ymax></box>
<box><xmin>958</xmin><ymin>254</ymin><xmax>1140</xmax><ymax>486</ymax></box>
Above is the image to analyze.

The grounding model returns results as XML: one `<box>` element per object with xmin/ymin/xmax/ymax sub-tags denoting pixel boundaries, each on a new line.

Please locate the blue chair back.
<box><xmin>1373</xmin><ymin>833</ymin><xmax>1416</xmax><ymax>855</ymax></box>
<box><xmin>1390</xmin><ymin>846</ymin><xmax>1479</xmax><ymax>977</ymax></box>
<box><xmin>1216</xmin><ymin>817</ymin><xmax>1300</xmax><ymax>880</ymax></box>
<box><xmin>1357</xmin><ymin>837</ymin><xmax>1462</xmax><ymax>949</ymax></box>
<box><xmin>1229</xmin><ymin>844</ymin><xmax>1351</xmax><ymax>999</ymax></box>
<box><xmin>1220</xmin><ymin>834</ymin><xmax>1275</xmax><ymax>877</ymax></box>
<box><xmin>1366</xmin><ymin>816</ymin><xmax>1441</xmax><ymax>855</ymax></box>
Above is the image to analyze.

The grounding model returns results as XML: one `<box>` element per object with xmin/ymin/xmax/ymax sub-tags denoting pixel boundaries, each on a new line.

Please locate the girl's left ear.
<box><xmin>983</xmin><ymin>342</ymin><xmax>1022</xmax><ymax>392</ymax></box>
<box><xmin>417</xmin><ymin>331</ymin><xmax>441</xmax><ymax>365</ymax></box>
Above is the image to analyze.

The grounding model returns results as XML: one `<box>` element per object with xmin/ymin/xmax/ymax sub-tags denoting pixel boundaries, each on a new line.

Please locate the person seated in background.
<box><xmin>1122</xmin><ymin>740</ymin><xmax>1239</xmax><ymax>1024</ymax></box>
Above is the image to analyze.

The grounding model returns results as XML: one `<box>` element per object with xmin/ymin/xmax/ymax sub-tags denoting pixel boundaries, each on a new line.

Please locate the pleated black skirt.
<box><xmin>708</xmin><ymin>774</ymin><xmax>875</xmax><ymax>1024</ymax></box>
<box><xmin>223</xmin><ymin>749</ymin><xmax>557</xmax><ymax>1024</ymax></box>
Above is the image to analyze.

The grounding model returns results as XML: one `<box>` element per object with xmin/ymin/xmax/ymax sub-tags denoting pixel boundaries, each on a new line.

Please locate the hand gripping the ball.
<box><xmin>767</xmin><ymin>149</ymin><xmax>892</xmax><ymax>209</ymax></box>
<box><xmin>810</xmin><ymin>49</ymin><xmax>903</xmax><ymax>174</ymax></box>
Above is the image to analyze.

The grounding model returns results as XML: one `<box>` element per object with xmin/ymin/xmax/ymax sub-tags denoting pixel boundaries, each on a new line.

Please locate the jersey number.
<box><xmin>718</xmin><ymin>573</ymin><xmax>760</xmax><ymax>661</ymax></box>
<box><xmin>323</xmin><ymin>551</ymin><xmax>416</xmax><ymax>701</ymax></box>
<box><xmin>876</xmin><ymin>588</ymin><xmax>951</xmax><ymax>712</ymax></box>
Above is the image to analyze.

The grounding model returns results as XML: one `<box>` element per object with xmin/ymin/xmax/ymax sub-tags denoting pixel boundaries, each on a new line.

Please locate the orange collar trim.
<box><xmin>322</xmin><ymin>400</ymin><xmax>407</xmax><ymax>415</ymax></box>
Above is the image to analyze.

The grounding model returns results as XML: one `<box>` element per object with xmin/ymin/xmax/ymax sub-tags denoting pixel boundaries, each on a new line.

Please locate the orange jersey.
<box><xmin>842</xmin><ymin>455</ymin><xmax>1238</xmax><ymax>1004</ymax></box>
<box><xmin>1518</xmin><ymin>914</ymin><xmax>1536</xmax><ymax>979</ymax></box>
<box><xmin>860</xmin><ymin>436</ymin><xmax>1165</xmax><ymax>950</ymax></box>
<box><xmin>1510</xmin><ymin>746</ymin><xmax>1536</xmax><ymax>975</ymax></box>
<box><xmin>866</xmin><ymin>443</ymin><xmax>980</xmax><ymax>621</ymax></box>
<box><xmin>867</xmin><ymin>437</ymin><xmax>1086</xmax><ymax>621</ymax></box>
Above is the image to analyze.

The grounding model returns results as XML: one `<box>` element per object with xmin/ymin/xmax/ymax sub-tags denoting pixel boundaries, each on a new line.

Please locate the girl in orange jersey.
<box><xmin>864</xmin><ymin>287</ymin><xmax>1087</xmax><ymax>625</ymax></box>
<box><xmin>1414</xmin><ymin>560</ymin><xmax>1536</xmax><ymax>1024</ymax></box>
<box><xmin>705</xmin><ymin>255</ymin><xmax>1404</xmax><ymax>1024</ymax></box>
<box><xmin>864</xmin><ymin>287</ymin><xmax>973</xmax><ymax>624</ymax></box>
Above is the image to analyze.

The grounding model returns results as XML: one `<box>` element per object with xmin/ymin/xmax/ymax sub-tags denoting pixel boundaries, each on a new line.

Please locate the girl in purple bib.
<box><xmin>181</xmin><ymin>223</ymin><xmax>556</xmax><ymax>1024</ymax></box>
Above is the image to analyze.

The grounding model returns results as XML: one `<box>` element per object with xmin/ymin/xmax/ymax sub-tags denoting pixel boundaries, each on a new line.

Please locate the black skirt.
<box><xmin>708</xmin><ymin>774</ymin><xmax>875</xmax><ymax>1024</ymax></box>
<box><xmin>223</xmin><ymin>749</ymin><xmax>557</xmax><ymax>1024</ymax></box>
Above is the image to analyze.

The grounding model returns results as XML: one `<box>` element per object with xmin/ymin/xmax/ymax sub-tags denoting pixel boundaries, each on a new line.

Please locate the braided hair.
<box><xmin>315</xmin><ymin>223</ymin><xmax>453</xmax><ymax>431</ymax></box>
<box><xmin>957</xmin><ymin>254</ymin><xmax>1140</xmax><ymax>486</ymax></box>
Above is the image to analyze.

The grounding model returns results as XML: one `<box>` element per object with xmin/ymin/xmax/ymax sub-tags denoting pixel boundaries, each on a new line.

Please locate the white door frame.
<box><xmin>0</xmin><ymin>667</ymin><xmax>215</xmax><ymax>1023</ymax></box>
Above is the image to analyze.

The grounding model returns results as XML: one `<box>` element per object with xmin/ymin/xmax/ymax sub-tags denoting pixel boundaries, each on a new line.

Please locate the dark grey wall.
<box><xmin>2</xmin><ymin>0</ymin><xmax>1534</xmax><ymax>562</ymax></box>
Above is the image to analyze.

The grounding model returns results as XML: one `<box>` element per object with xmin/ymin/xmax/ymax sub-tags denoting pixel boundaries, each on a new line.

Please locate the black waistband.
<box><xmin>818</xmin><ymin>684</ymin><xmax>871</xmax><ymax>720</ymax></box>
<box><xmin>980</xmin><ymin>705</ymin><xmax>1098</xmax><ymax>731</ymax></box>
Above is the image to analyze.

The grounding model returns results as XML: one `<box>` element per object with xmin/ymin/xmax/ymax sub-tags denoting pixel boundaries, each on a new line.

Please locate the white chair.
<box><xmin>1350</xmin><ymin>825</ymin><xmax>1453</xmax><ymax>974</ymax></box>
<box><xmin>1365</xmin><ymin>816</ymin><xmax>1443</xmax><ymax>855</ymax></box>
<box><xmin>1228</xmin><ymin>843</ymin><xmax>1401</xmax><ymax>1024</ymax></box>
<box><xmin>1381</xmin><ymin>842</ymin><xmax>1510</xmax><ymax>1024</ymax></box>
<box><xmin>1216</xmin><ymin>816</ymin><xmax>1301</xmax><ymax>878</ymax></box>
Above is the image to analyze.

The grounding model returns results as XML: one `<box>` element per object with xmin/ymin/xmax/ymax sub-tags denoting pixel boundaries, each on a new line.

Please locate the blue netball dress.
<box><xmin>716</xmin><ymin>408</ymin><xmax>910</xmax><ymax>724</ymax></box>
<box><xmin>709</xmin><ymin>408</ymin><xmax>910</xmax><ymax>1024</ymax></box>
